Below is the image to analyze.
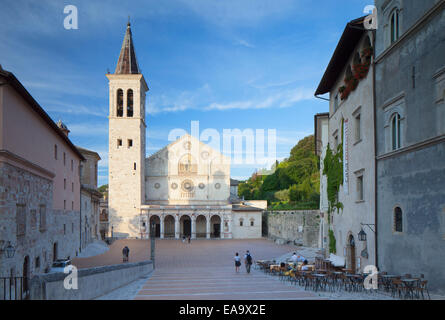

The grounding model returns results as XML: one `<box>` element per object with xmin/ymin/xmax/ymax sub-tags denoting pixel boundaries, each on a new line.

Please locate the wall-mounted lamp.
<box><xmin>0</xmin><ymin>240</ymin><xmax>16</xmax><ymax>259</ymax></box>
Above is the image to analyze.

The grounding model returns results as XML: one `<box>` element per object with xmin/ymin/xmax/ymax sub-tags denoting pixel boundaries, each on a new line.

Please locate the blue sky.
<box><xmin>0</xmin><ymin>0</ymin><xmax>372</xmax><ymax>186</ymax></box>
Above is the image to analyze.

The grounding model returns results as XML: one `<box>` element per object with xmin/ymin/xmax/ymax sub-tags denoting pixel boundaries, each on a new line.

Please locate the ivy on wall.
<box><xmin>323</xmin><ymin>142</ymin><xmax>344</xmax><ymax>217</ymax></box>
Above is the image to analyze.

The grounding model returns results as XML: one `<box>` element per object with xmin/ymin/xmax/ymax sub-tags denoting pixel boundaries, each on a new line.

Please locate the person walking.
<box><xmin>234</xmin><ymin>252</ymin><xmax>241</xmax><ymax>273</ymax></box>
<box><xmin>187</xmin><ymin>236</ymin><xmax>191</xmax><ymax>244</ymax></box>
<box><xmin>122</xmin><ymin>246</ymin><xmax>129</xmax><ymax>262</ymax></box>
<box><xmin>244</xmin><ymin>250</ymin><xmax>253</xmax><ymax>273</ymax></box>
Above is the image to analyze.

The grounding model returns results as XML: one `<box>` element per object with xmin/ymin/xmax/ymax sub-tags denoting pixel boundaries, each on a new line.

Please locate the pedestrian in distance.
<box><xmin>122</xmin><ymin>246</ymin><xmax>129</xmax><ymax>262</ymax></box>
<box><xmin>188</xmin><ymin>236</ymin><xmax>191</xmax><ymax>244</ymax></box>
<box><xmin>244</xmin><ymin>250</ymin><xmax>253</xmax><ymax>273</ymax></box>
<box><xmin>234</xmin><ymin>252</ymin><xmax>241</xmax><ymax>273</ymax></box>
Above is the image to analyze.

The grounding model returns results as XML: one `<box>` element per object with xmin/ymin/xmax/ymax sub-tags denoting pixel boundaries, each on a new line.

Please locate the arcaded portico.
<box><xmin>141</xmin><ymin>205</ymin><xmax>232</xmax><ymax>239</ymax></box>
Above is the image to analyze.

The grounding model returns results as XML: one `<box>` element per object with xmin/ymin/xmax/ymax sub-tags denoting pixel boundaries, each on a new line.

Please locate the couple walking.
<box><xmin>234</xmin><ymin>250</ymin><xmax>253</xmax><ymax>273</ymax></box>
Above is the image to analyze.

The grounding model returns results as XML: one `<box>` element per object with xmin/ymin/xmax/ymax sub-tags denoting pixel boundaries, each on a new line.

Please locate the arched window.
<box><xmin>239</xmin><ymin>218</ymin><xmax>244</xmax><ymax>227</ymax></box>
<box><xmin>394</xmin><ymin>207</ymin><xmax>403</xmax><ymax>232</ymax></box>
<box><xmin>178</xmin><ymin>154</ymin><xmax>197</xmax><ymax>174</ymax></box>
<box><xmin>390</xmin><ymin>9</ymin><xmax>400</xmax><ymax>44</ymax></box>
<box><xmin>127</xmin><ymin>89</ymin><xmax>133</xmax><ymax>117</ymax></box>
<box><xmin>116</xmin><ymin>89</ymin><xmax>123</xmax><ymax>117</ymax></box>
<box><xmin>391</xmin><ymin>113</ymin><xmax>401</xmax><ymax>150</ymax></box>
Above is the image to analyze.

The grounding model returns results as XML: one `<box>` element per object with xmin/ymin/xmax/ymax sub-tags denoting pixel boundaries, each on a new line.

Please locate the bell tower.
<box><xmin>106</xmin><ymin>21</ymin><xmax>148</xmax><ymax>238</ymax></box>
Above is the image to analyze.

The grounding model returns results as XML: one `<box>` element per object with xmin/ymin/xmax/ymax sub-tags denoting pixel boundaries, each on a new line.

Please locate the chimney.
<box><xmin>57</xmin><ymin>120</ymin><xmax>70</xmax><ymax>137</ymax></box>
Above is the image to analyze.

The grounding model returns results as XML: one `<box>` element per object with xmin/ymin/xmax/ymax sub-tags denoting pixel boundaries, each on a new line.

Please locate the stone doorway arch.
<box><xmin>346</xmin><ymin>234</ymin><xmax>356</xmax><ymax>273</ymax></box>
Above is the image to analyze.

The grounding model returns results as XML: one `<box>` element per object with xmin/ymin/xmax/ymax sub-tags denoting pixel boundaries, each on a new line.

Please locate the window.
<box><xmin>35</xmin><ymin>257</ymin><xmax>40</xmax><ymax>269</ymax></box>
<box><xmin>30</xmin><ymin>209</ymin><xmax>37</xmax><ymax>229</ymax></box>
<box><xmin>64</xmin><ymin>178</ymin><xmax>66</xmax><ymax>190</ymax></box>
<box><xmin>117</xmin><ymin>139</ymin><xmax>122</xmax><ymax>147</ymax></box>
<box><xmin>239</xmin><ymin>219</ymin><xmax>244</xmax><ymax>227</ymax></box>
<box><xmin>127</xmin><ymin>89</ymin><xmax>133</xmax><ymax>117</ymax></box>
<box><xmin>39</xmin><ymin>205</ymin><xmax>46</xmax><ymax>232</ymax></box>
<box><xmin>54</xmin><ymin>145</ymin><xmax>58</xmax><ymax>160</ymax></box>
<box><xmin>64</xmin><ymin>200</ymin><xmax>66</xmax><ymax>210</ymax></box>
<box><xmin>134</xmin><ymin>162</ymin><xmax>136</xmax><ymax>170</ymax></box>
<box><xmin>63</xmin><ymin>152</ymin><xmax>66</xmax><ymax>166</ymax></box>
<box><xmin>128</xmin><ymin>139</ymin><xmax>133</xmax><ymax>148</ymax></box>
<box><xmin>334</xmin><ymin>134</ymin><xmax>339</xmax><ymax>150</ymax></box>
<box><xmin>72</xmin><ymin>182</ymin><xmax>74</xmax><ymax>192</ymax></box>
<box><xmin>391</xmin><ymin>113</ymin><xmax>401</xmax><ymax>150</ymax></box>
<box><xmin>250</xmin><ymin>219</ymin><xmax>254</xmax><ymax>227</ymax></box>
<box><xmin>16</xmin><ymin>204</ymin><xmax>26</xmax><ymax>236</ymax></box>
<box><xmin>64</xmin><ymin>224</ymin><xmax>66</xmax><ymax>235</ymax></box>
<box><xmin>72</xmin><ymin>201</ymin><xmax>74</xmax><ymax>210</ymax></box>
<box><xmin>355</xmin><ymin>114</ymin><xmax>361</xmax><ymax>142</ymax></box>
<box><xmin>72</xmin><ymin>223</ymin><xmax>74</xmax><ymax>233</ymax></box>
<box><xmin>390</xmin><ymin>9</ymin><xmax>400</xmax><ymax>44</ymax></box>
<box><xmin>334</xmin><ymin>94</ymin><xmax>339</xmax><ymax>112</ymax></box>
<box><xmin>117</xmin><ymin>89</ymin><xmax>123</xmax><ymax>117</ymax></box>
<box><xmin>71</xmin><ymin>159</ymin><xmax>73</xmax><ymax>171</ymax></box>
<box><xmin>357</xmin><ymin>175</ymin><xmax>364</xmax><ymax>201</ymax></box>
<box><xmin>394</xmin><ymin>207</ymin><xmax>403</xmax><ymax>232</ymax></box>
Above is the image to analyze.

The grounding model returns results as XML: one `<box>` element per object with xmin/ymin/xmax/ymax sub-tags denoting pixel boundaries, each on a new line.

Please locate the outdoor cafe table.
<box><xmin>401</xmin><ymin>278</ymin><xmax>420</xmax><ymax>299</ymax></box>
<box><xmin>270</xmin><ymin>265</ymin><xmax>281</xmax><ymax>272</ymax></box>
<box><xmin>381</xmin><ymin>275</ymin><xmax>399</xmax><ymax>291</ymax></box>
<box><xmin>345</xmin><ymin>274</ymin><xmax>364</xmax><ymax>291</ymax></box>
<box><xmin>312</xmin><ymin>274</ymin><xmax>327</xmax><ymax>292</ymax></box>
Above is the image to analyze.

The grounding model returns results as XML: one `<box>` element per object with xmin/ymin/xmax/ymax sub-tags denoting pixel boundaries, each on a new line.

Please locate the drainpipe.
<box><xmin>79</xmin><ymin>162</ymin><xmax>83</xmax><ymax>254</ymax></box>
<box><xmin>372</xmin><ymin>30</ymin><xmax>378</xmax><ymax>270</ymax></box>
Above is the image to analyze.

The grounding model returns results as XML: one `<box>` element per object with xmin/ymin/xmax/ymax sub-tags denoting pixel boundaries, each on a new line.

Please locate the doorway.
<box><xmin>181</xmin><ymin>215</ymin><xmax>191</xmax><ymax>237</ymax></box>
<box><xmin>22</xmin><ymin>256</ymin><xmax>29</xmax><ymax>299</ymax></box>
<box><xmin>346</xmin><ymin>235</ymin><xmax>356</xmax><ymax>272</ymax></box>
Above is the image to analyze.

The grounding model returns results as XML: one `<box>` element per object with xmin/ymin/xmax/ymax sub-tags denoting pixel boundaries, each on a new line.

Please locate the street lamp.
<box><xmin>0</xmin><ymin>241</ymin><xmax>16</xmax><ymax>258</ymax></box>
<box><xmin>358</xmin><ymin>228</ymin><xmax>367</xmax><ymax>242</ymax></box>
<box><xmin>150</xmin><ymin>222</ymin><xmax>156</xmax><ymax>269</ymax></box>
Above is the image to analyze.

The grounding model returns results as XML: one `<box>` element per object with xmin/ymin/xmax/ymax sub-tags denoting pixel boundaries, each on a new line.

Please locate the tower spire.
<box><xmin>114</xmin><ymin>20</ymin><xmax>140</xmax><ymax>74</ymax></box>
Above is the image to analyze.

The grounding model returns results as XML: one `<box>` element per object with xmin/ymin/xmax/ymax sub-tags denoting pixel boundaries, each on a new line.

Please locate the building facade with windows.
<box><xmin>77</xmin><ymin>146</ymin><xmax>102</xmax><ymax>247</ymax></box>
<box><xmin>0</xmin><ymin>66</ymin><xmax>85</xmax><ymax>289</ymax></box>
<box><xmin>107</xmin><ymin>23</ymin><xmax>263</xmax><ymax>240</ymax></box>
<box><xmin>374</xmin><ymin>0</ymin><xmax>445</xmax><ymax>293</ymax></box>
<box><xmin>315</xmin><ymin>17</ymin><xmax>376</xmax><ymax>273</ymax></box>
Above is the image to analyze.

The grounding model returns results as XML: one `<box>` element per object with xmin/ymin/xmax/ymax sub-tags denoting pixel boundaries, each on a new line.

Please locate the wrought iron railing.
<box><xmin>0</xmin><ymin>277</ymin><xmax>26</xmax><ymax>300</ymax></box>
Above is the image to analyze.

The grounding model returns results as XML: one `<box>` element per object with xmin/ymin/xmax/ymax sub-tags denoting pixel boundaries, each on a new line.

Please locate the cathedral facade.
<box><xmin>107</xmin><ymin>23</ymin><xmax>263</xmax><ymax>239</ymax></box>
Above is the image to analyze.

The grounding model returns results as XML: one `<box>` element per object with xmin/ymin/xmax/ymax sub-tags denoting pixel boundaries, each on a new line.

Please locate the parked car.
<box><xmin>49</xmin><ymin>259</ymin><xmax>72</xmax><ymax>273</ymax></box>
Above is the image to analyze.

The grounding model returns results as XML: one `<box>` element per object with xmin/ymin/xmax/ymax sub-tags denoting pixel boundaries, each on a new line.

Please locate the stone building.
<box><xmin>0</xmin><ymin>66</ymin><xmax>85</xmax><ymax>291</ymax></box>
<box><xmin>77</xmin><ymin>146</ymin><xmax>102</xmax><ymax>246</ymax></box>
<box><xmin>315</xmin><ymin>17</ymin><xmax>376</xmax><ymax>272</ymax></box>
<box><xmin>374</xmin><ymin>0</ymin><xmax>445</xmax><ymax>293</ymax></box>
<box><xmin>107</xmin><ymin>23</ymin><xmax>263</xmax><ymax>239</ymax></box>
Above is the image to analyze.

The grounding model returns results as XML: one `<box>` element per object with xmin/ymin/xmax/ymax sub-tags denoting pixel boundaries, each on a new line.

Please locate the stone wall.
<box><xmin>266</xmin><ymin>210</ymin><xmax>320</xmax><ymax>248</ymax></box>
<box><xmin>30</xmin><ymin>260</ymin><xmax>153</xmax><ymax>300</ymax></box>
<box><xmin>0</xmin><ymin>162</ymin><xmax>80</xmax><ymax>278</ymax></box>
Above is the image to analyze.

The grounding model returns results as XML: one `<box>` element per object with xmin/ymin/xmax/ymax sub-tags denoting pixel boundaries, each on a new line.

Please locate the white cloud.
<box><xmin>204</xmin><ymin>87</ymin><xmax>314</xmax><ymax>111</ymax></box>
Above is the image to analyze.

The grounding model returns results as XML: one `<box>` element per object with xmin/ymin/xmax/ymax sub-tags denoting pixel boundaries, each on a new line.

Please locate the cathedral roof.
<box><xmin>114</xmin><ymin>21</ymin><xmax>141</xmax><ymax>75</ymax></box>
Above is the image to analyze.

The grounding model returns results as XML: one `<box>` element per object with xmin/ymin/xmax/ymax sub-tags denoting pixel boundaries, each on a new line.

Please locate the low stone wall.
<box><xmin>266</xmin><ymin>210</ymin><xmax>320</xmax><ymax>248</ymax></box>
<box><xmin>30</xmin><ymin>260</ymin><xmax>153</xmax><ymax>300</ymax></box>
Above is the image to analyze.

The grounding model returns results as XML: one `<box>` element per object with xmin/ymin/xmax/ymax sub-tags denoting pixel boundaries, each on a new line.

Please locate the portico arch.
<box><xmin>164</xmin><ymin>215</ymin><xmax>175</xmax><ymax>238</ymax></box>
<box><xmin>149</xmin><ymin>215</ymin><xmax>160</xmax><ymax>238</ymax></box>
<box><xmin>196</xmin><ymin>215</ymin><xmax>207</xmax><ymax>238</ymax></box>
<box><xmin>210</xmin><ymin>215</ymin><xmax>222</xmax><ymax>238</ymax></box>
<box><xmin>180</xmin><ymin>215</ymin><xmax>192</xmax><ymax>237</ymax></box>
